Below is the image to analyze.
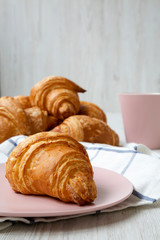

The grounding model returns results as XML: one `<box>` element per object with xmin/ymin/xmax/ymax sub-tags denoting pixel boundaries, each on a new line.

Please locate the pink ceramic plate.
<box><xmin>0</xmin><ymin>164</ymin><xmax>133</xmax><ymax>217</ymax></box>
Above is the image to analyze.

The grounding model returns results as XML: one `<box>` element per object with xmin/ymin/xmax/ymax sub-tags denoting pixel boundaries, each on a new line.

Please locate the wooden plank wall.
<box><xmin>0</xmin><ymin>0</ymin><xmax>160</xmax><ymax>112</ymax></box>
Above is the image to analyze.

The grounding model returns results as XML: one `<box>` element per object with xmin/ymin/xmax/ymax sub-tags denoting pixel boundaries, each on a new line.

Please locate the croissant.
<box><xmin>14</xmin><ymin>95</ymin><xmax>32</xmax><ymax>109</ymax></box>
<box><xmin>51</xmin><ymin>115</ymin><xmax>119</xmax><ymax>146</ymax></box>
<box><xmin>5</xmin><ymin>132</ymin><xmax>97</xmax><ymax>205</ymax></box>
<box><xmin>30</xmin><ymin>76</ymin><xmax>86</xmax><ymax>120</ymax></box>
<box><xmin>24</xmin><ymin>107</ymin><xmax>58</xmax><ymax>135</ymax></box>
<box><xmin>0</xmin><ymin>96</ymin><xmax>29</xmax><ymax>143</ymax></box>
<box><xmin>78</xmin><ymin>101</ymin><xmax>107</xmax><ymax>122</ymax></box>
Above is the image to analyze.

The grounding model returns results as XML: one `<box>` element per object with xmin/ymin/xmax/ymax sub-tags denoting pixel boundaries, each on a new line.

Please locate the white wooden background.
<box><xmin>0</xmin><ymin>0</ymin><xmax>160</xmax><ymax>112</ymax></box>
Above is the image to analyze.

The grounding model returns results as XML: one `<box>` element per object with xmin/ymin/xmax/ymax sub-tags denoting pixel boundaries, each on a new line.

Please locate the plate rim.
<box><xmin>0</xmin><ymin>164</ymin><xmax>133</xmax><ymax>217</ymax></box>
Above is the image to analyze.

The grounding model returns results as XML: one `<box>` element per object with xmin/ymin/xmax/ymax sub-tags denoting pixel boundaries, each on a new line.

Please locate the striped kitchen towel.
<box><xmin>0</xmin><ymin>135</ymin><xmax>160</xmax><ymax>230</ymax></box>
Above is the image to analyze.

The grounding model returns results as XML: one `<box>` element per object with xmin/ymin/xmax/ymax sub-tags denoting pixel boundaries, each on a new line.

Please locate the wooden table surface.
<box><xmin>1</xmin><ymin>113</ymin><xmax>160</xmax><ymax>240</ymax></box>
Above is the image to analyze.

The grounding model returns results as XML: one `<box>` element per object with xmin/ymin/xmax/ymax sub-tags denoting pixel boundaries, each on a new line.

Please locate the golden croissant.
<box><xmin>24</xmin><ymin>107</ymin><xmax>58</xmax><ymax>135</ymax></box>
<box><xmin>14</xmin><ymin>95</ymin><xmax>32</xmax><ymax>109</ymax></box>
<box><xmin>0</xmin><ymin>96</ymin><xmax>30</xmax><ymax>143</ymax></box>
<box><xmin>30</xmin><ymin>76</ymin><xmax>86</xmax><ymax>120</ymax></box>
<box><xmin>78</xmin><ymin>101</ymin><xmax>107</xmax><ymax>122</ymax></box>
<box><xmin>5</xmin><ymin>132</ymin><xmax>97</xmax><ymax>205</ymax></box>
<box><xmin>52</xmin><ymin>115</ymin><xmax>119</xmax><ymax>146</ymax></box>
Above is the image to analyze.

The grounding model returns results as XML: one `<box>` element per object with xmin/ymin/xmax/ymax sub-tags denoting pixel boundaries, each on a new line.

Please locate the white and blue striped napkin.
<box><xmin>0</xmin><ymin>135</ymin><xmax>160</xmax><ymax>230</ymax></box>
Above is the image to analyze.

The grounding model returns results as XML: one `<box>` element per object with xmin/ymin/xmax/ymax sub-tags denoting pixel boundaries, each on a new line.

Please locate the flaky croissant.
<box><xmin>30</xmin><ymin>76</ymin><xmax>86</xmax><ymax>120</ymax></box>
<box><xmin>5</xmin><ymin>132</ymin><xmax>97</xmax><ymax>205</ymax></box>
<box><xmin>52</xmin><ymin>115</ymin><xmax>119</xmax><ymax>146</ymax></box>
<box><xmin>78</xmin><ymin>101</ymin><xmax>107</xmax><ymax>122</ymax></box>
<box><xmin>0</xmin><ymin>96</ymin><xmax>29</xmax><ymax>143</ymax></box>
<box><xmin>24</xmin><ymin>107</ymin><xmax>58</xmax><ymax>135</ymax></box>
<box><xmin>14</xmin><ymin>95</ymin><xmax>32</xmax><ymax>109</ymax></box>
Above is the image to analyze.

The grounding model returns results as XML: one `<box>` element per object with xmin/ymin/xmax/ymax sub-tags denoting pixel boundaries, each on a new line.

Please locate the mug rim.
<box><xmin>119</xmin><ymin>92</ymin><xmax>160</xmax><ymax>96</ymax></box>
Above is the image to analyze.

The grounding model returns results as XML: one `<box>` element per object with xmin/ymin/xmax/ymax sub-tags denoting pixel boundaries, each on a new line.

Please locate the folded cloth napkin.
<box><xmin>0</xmin><ymin>135</ymin><xmax>160</xmax><ymax>230</ymax></box>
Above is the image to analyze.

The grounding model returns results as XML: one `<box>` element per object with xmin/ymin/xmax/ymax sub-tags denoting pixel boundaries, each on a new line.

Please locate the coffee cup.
<box><xmin>119</xmin><ymin>93</ymin><xmax>160</xmax><ymax>149</ymax></box>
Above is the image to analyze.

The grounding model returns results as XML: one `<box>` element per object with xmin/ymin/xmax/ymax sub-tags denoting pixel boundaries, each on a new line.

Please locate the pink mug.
<box><xmin>119</xmin><ymin>93</ymin><xmax>160</xmax><ymax>149</ymax></box>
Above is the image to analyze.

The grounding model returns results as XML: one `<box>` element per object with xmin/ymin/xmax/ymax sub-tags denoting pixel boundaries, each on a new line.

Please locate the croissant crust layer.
<box><xmin>52</xmin><ymin>115</ymin><xmax>119</xmax><ymax>146</ymax></box>
<box><xmin>79</xmin><ymin>101</ymin><xmax>107</xmax><ymax>122</ymax></box>
<box><xmin>5</xmin><ymin>132</ymin><xmax>97</xmax><ymax>205</ymax></box>
<box><xmin>0</xmin><ymin>96</ymin><xmax>29</xmax><ymax>143</ymax></box>
<box><xmin>30</xmin><ymin>76</ymin><xmax>86</xmax><ymax>120</ymax></box>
